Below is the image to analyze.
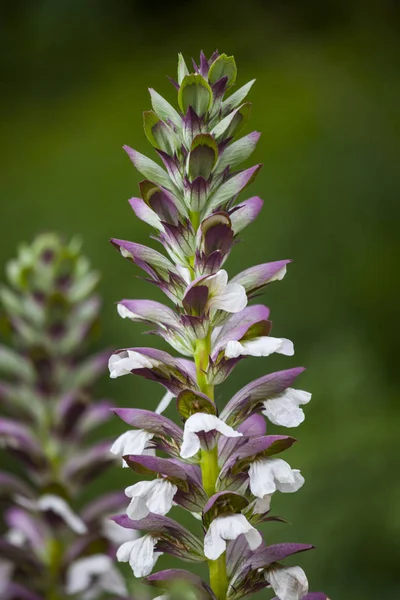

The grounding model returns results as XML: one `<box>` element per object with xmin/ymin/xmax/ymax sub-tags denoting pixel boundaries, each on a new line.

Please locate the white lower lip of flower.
<box><xmin>224</xmin><ymin>337</ymin><xmax>294</xmax><ymax>359</ymax></box>
<box><xmin>108</xmin><ymin>350</ymin><xmax>154</xmax><ymax>378</ymax></box>
<box><xmin>265</xmin><ymin>565</ymin><xmax>309</xmax><ymax>600</ymax></box>
<box><xmin>262</xmin><ymin>388</ymin><xmax>312</xmax><ymax>428</ymax></box>
<box><xmin>117</xmin><ymin>534</ymin><xmax>161</xmax><ymax>577</ymax></box>
<box><xmin>110</xmin><ymin>429</ymin><xmax>154</xmax><ymax>467</ymax></box>
<box><xmin>125</xmin><ymin>479</ymin><xmax>177</xmax><ymax>519</ymax></box>
<box><xmin>180</xmin><ymin>413</ymin><xmax>243</xmax><ymax>459</ymax></box>
<box><xmin>203</xmin><ymin>270</ymin><xmax>248</xmax><ymax>315</ymax></box>
<box><xmin>204</xmin><ymin>514</ymin><xmax>262</xmax><ymax>560</ymax></box>
<box><xmin>35</xmin><ymin>495</ymin><xmax>87</xmax><ymax>534</ymax></box>
<box><xmin>66</xmin><ymin>554</ymin><xmax>128</xmax><ymax>597</ymax></box>
<box><xmin>249</xmin><ymin>459</ymin><xmax>305</xmax><ymax>497</ymax></box>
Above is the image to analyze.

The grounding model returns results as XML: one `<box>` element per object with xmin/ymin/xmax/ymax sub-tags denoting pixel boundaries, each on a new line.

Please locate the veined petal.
<box><xmin>204</xmin><ymin>514</ymin><xmax>262</xmax><ymax>560</ymax></box>
<box><xmin>262</xmin><ymin>388</ymin><xmax>312</xmax><ymax>428</ymax></box>
<box><xmin>117</xmin><ymin>535</ymin><xmax>161</xmax><ymax>578</ymax></box>
<box><xmin>108</xmin><ymin>350</ymin><xmax>153</xmax><ymax>379</ymax></box>
<box><xmin>180</xmin><ymin>413</ymin><xmax>242</xmax><ymax>459</ymax></box>
<box><xmin>266</xmin><ymin>566</ymin><xmax>309</xmax><ymax>600</ymax></box>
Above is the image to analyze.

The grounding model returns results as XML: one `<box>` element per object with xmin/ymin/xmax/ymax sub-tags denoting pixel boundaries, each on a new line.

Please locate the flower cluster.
<box><xmin>109</xmin><ymin>52</ymin><xmax>329</xmax><ymax>600</ymax></box>
<box><xmin>0</xmin><ymin>234</ymin><xmax>132</xmax><ymax>599</ymax></box>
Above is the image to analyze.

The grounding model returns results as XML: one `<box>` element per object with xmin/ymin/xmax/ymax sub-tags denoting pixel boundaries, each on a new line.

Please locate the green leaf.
<box><xmin>178</xmin><ymin>74</ymin><xmax>212</xmax><ymax>117</ymax></box>
<box><xmin>149</xmin><ymin>88</ymin><xmax>181</xmax><ymax>128</ymax></box>
<box><xmin>177</xmin><ymin>389</ymin><xmax>216</xmax><ymax>420</ymax></box>
<box><xmin>222</xmin><ymin>79</ymin><xmax>256</xmax><ymax>113</ymax></box>
<box><xmin>208</xmin><ymin>53</ymin><xmax>237</xmax><ymax>87</ymax></box>
<box><xmin>177</xmin><ymin>53</ymin><xmax>189</xmax><ymax>84</ymax></box>
<box><xmin>215</xmin><ymin>132</ymin><xmax>261</xmax><ymax>173</ymax></box>
<box><xmin>188</xmin><ymin>133</ymin><xmax>218</xmax><ymax>180</ymax></box>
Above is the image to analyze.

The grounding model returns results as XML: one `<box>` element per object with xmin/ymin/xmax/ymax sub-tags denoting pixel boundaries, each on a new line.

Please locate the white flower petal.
<box><xmin>224</xmin><ymin>337</ymin><xmax>294</xmax><ymax>359</ymax></box>
<box><xmin>206</xmin><ymin>269</ymin><xmax>229</xmax><ymax>296</ymax></box>
<box><xmin>249</xmin><ymin>459</ymin><xmax>304</xmax><ymax>498</ymax></box>
<box><xmin>276</xmin><ymin>468</ymin><xmax>305</xmax><ymax>493</ymax></box>
<box><xmin>249</xmin><ymin>460</ymin><xmax>277</xmax><ymax>497</ymax></box>
<box><xmin>262</xmin><ymin>388</ymin><xmax>311</xmax><ymax>428</ymax></box>
<box><xmin>110</xmin><ymin>429</ymin><xmax>154</xmax><ymax>467</ymax></box>
<box><xmin>210</xmin><ymin>282</ymin><xmax>248</xmax><ymax>314</ymax></box>
<box><xmin>180</xmin><ymin>413</ymin><xmax>242</xmax><ymax>459</ymax></box>
<box><xmin>155</xmin><ymin>390</ymin><xmax>175</xmax><ymax>414</ymax></box>
<box><xmin>202</xmin><ymin>270</ymin><xmax>248</xmax><ymax>315</ymax></box>
<box><xmin>66</xmin><ymin>554</ymin><xmax>127</xmax><ymax>597</ymax></box>
<box><xmin>253</xmin><ymin>494</ymin><xmax>272</xmax><ymax>515</ymax></box>
<box><xmin>37</xmin><ymin>495</ymin><xmax>87</xmax><ymax>534</ymax></box>
<box><xmin>266</xmin><ymin>566</ymin><xmax>309</xmax><ymax>600</ymax></box>
<box><xmin>117</xmin><ymin>535</ymin><xmax>161</xmax><ymax>578</ymax></box>
<box><xmin>108</xmin><ymin>350</ymin><xmax>153</xmax><ymax>379</ymax></box>
<box><xmin>125</xmin><ymin>479</ymin><xmax>177</xmax><ymax>519</ymax></box>
<box><xmin>204</xmin><ymin>514</ymin><xmax>262</xmax><ymax>560</ymax></box>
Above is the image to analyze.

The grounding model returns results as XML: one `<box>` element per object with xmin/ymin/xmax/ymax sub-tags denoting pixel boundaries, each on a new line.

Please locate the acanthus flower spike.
<box><xmin>0</xmin><ymin>234</ymin><xmax>132</xmax><ymax>599</ymax></box>
<box><xmin>109</xmin><ymin>51</ymin><xmax>329</xmax><ymax>600</ymax></box>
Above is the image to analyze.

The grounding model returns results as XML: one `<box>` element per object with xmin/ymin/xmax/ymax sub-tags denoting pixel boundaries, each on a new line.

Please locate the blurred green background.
<box><xmin>1</xmin><ymin>1</ymin><xmax>400</xmax><ymax>598</ymax></box>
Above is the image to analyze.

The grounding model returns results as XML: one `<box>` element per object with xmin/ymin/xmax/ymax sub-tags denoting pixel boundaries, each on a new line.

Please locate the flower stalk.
<box><xmin>109</xmin><ymin>51</ymin><xmax>329</xmax><ymax>600</ymax></box>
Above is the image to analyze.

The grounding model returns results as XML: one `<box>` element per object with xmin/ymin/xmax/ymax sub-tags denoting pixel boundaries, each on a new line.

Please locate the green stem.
<box><xmin>194</xmin><ymin>333</ymin><xmax>229</xmax><ymax>600</ymax></box>
<box><xmin>209</xmin><ymin>555</ymin><xmax>229</xmax><ymax>600</ymax></box>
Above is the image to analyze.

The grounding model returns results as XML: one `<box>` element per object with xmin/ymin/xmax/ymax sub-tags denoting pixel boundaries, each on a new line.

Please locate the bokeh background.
<box><xmin>1</xmin><ymin>1</ymin><xmax>400</xmax><ymax>598</ymax></box>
